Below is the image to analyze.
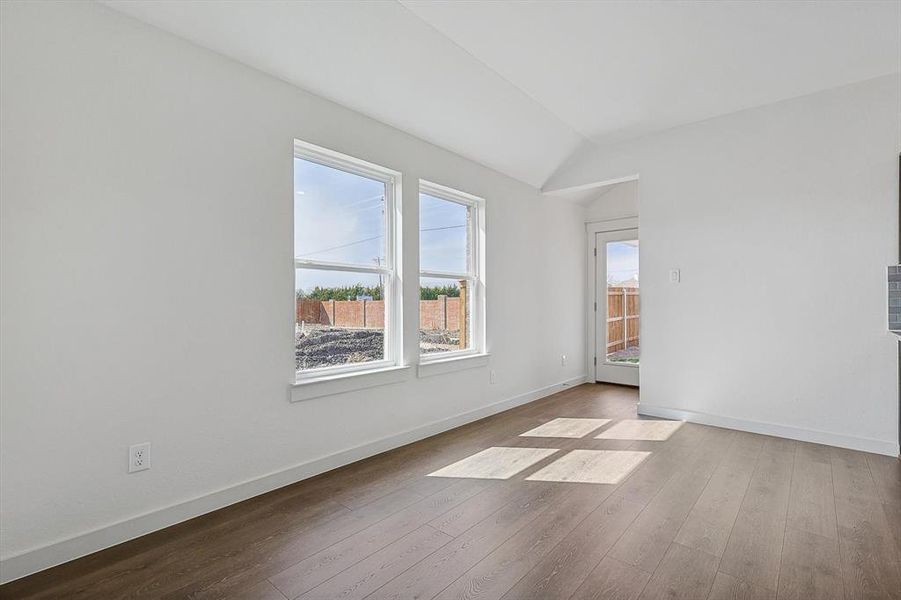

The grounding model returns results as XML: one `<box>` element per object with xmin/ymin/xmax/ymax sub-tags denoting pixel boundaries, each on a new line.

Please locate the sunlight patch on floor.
<box><xmin>525</xmin><ymin>450</ymin><xmax>651</xmax><ymax>484</ymax></box>
<box><xmin>427</xmin><ymin>447</ymin><xmax>558</xmax><ymax>480</ymax></box>
<box><xmin>519</xmin><ymin>418</ymin><xmax>611</xmax><ymax>438</ymax></box>
<box><xmin>594</xmin><ymin>419</ymin><xmax>682</xmax><ymax>441</ymax></box>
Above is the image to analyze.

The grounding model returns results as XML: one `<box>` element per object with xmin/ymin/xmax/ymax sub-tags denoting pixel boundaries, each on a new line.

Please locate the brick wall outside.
<box><xmin>333</xmin><ymin>300</ymin><xmax>364</xmax><ymax>328</ymax></box>
<box><xmin>297</xmin><ymin>299</ymin><xmax>320</xmax><ymax>323</ymax></box>
<box><xmin>363</xmin><ymin>300</ymin><xmax>385</xmax><ymax>328</ymax></box>
<box><xmin>419</xmin><ymin>297</ymin><xmax>460</xmax><ymax>330</ymax></box>
<box><xmin>296</xmin><ymin>297</ymin><xmax>458</xmax><ymax>330</ymax></box>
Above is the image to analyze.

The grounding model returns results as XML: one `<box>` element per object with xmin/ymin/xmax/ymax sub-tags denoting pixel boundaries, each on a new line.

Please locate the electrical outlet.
<box><xmin>669</xmin><ymin>269</ymin><xmax>681</xmax><ymax>283</ymax></box>
<box><xmin>489</xmin><ymin>369</ymin><xmax>497</xmax><ymax>384</ymax></box>
<box><xmin>561</xmin><ymin>354</ymin><xmax>567</xmax><ymax>366</ymax></box>
<box><xmin>129</xmin><ymin>442</ymin><xmax>151</xmax><ymax>473</ymax></box>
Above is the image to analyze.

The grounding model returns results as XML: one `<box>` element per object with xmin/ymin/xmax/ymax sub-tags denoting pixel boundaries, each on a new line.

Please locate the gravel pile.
<box><xmin>295</xmin><ymin>327</ymin><xmax>383</xmax><ymax>370</ymax></box>
<box><xmin>420</xmin><ymin>329</ymin><xmax>461</xmax><ymax>354</ymax></box>
<box><xmin>295</xmin><ymin>326</ymin><xmax>463</xmax><ymax>369</ymax></box>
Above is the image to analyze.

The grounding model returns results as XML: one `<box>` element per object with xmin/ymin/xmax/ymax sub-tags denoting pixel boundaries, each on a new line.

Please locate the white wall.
<box><xmin>551</xmin><ymin>74</ymin><xmax>901</xmax><ymax>456</ymax></box>
<box><xmin>585</xmin><ymin>180</ymin><xmax>640</xmax><ymax>222</ymax></box>
<box><xmin>0</xmin><ymin>1</ymin><xmax>587</xmax><ymax>581</ymax></box>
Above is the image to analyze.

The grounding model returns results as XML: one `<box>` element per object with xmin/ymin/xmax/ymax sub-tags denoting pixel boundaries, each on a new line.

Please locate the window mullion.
<box><xmin>419</xmin><ymin>269</ymin><xmax>468</xmax><ymax>280</ymax></box>
<box><xmin>296</xmin><ymin>259</ymin><xmax>391</xmax><ymax>275</ymax></box>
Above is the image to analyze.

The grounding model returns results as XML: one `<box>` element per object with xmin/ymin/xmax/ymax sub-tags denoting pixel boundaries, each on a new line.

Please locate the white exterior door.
<box><xmin>595</xmin><ymin>229</ymin><xmax>640</xmax><ymax>386</ymax></box>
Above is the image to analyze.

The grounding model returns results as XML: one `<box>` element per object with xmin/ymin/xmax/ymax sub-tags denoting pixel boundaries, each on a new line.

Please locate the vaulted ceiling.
<box><xmin>104</xmin><ymin>0</ymin><xmax>900</xmax><ymax>189</ymax></box>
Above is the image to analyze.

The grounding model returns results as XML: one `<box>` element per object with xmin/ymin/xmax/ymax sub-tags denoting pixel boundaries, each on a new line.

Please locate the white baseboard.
<box><xmin>0</xmin><ymin>374</ymin><xmax>587</xmax><ymax>585</ymax></box>
<box><xmin>638</xmin><ymin>403</ymin><xmax>899</xmax><ymax>457</ymax></box>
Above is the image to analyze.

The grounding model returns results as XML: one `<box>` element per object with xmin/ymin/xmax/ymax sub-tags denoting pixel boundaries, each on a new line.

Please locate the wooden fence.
<box><xmin>606</xmin><ymin>286</ymin><xmax>639</xmax><ymax>353</ymax></box>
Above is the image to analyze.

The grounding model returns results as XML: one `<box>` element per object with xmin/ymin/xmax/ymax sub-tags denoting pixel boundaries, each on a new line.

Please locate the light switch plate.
<box><xmin>669</xmin><ymin>269</ymin><xmax>680</xmax><ymax>283</ymax></box>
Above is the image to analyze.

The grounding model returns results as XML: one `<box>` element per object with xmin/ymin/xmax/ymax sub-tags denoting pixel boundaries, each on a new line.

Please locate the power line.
<box><xmin>421</xmin><ymin>225</ymin><xmax>465</xmax><ymax>233</ymax></box>
<box><xmin>300</xmin><ymin>235</ymin><xmax>382</xmax><ymax>258</ymax></box>
<box><xmin>299</xmin><ymin>225</ymin><xmax>465</xmax><ymax>258</ymax></box>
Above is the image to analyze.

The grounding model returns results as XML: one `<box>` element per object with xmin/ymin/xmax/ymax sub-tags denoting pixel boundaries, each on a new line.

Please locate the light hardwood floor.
<box><xmin>1</xmin><ymin>384</ymin><xmax>899</xmax><ymax>599</ymax></box>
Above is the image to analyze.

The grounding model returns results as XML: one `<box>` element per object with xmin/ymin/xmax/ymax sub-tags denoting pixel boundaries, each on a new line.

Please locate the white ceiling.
<box><xmin>103</xmin><ymin>0</ymin><xmax>900</xmax><ymax>189</ymax></box>
<box><xmin>404</xmin><ymin>0</ymin><xmax>901</xmax><ymax>146</ymax></box>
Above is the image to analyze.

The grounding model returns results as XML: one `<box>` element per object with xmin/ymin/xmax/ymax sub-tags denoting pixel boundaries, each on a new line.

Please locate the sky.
<box><xmin>294</xmin><ymin>157</ymin><xmax>468</xmax><ymax>293</ymax></box>
<box><xmin>606</xmin><ymin>240</ymin><xmax>639</xmax><ymax>286</ymax></box>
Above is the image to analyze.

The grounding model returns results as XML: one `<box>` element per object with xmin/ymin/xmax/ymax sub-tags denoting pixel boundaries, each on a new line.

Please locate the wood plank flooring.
<box><xmin>1</xmin><ymin>383</ymin><xmax>899</xmax><ymax>600</ymax></box>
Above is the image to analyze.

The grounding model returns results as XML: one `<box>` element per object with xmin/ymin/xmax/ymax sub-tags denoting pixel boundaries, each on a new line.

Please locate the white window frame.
<box><xmin>418</xmin><ymin>180</ymin><xmax>486</xmax><ymax>363</ymax></box>
<box><xmin>294</xmin><ymin>139</ymin><xmax>403</xmax><ymax>382</ymax></box>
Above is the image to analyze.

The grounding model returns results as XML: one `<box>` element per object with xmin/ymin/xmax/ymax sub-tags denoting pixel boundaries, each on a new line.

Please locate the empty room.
<box><xmin>1</xmin><ymin>1</ymin><xmax>900</xmax><ymax>599</ymax></box>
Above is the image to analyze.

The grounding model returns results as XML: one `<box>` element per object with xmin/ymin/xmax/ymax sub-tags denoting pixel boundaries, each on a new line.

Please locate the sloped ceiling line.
<box><xmin>102</xmin><ymin>0</ymin><xmax>901</xmax><ymax>193</ymax></box>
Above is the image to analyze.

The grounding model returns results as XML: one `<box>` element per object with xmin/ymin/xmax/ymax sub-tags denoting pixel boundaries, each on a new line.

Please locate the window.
<box><xmin>419</xmin><ymin>181</ymin><xmax>485</xmax><ymax>360</ymax></box>
<box><xmin>294</xmin><ymin>140</ymin><xmax>401</xmax><ymax>379</ymax></box>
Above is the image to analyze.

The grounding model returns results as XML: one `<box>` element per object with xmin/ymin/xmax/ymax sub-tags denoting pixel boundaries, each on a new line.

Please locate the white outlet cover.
<box><xmin>129</xmin><ymin>442</ymin><xmax>151</xmax><ymax>473</ymax></box>
<box><xmin>669</xmin><ymin>269</ymin><xmax>681</xmax><ymax>283</ymax></box>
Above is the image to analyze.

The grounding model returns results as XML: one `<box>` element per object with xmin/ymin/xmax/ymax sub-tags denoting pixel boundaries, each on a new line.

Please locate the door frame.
<box><xmin>586</xmin><ymin>217</ymin><xmax>639</xmax><ymax>385</ymax></box>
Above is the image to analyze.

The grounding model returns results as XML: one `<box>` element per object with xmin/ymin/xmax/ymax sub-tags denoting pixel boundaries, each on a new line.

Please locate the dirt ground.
<box><xmin>295</xmin><ymin>325</ymin><xmax>461</xmax><ymax>370</ymax></box>
<box><xmin>419</xmin><ymin>329</ymin><xmax>461</xmax><ymax>354</ymax></box>
<box><xmin>607</xmin><ymin>345</ymin><xmax>640</xmax><ymax>363</ymax></box>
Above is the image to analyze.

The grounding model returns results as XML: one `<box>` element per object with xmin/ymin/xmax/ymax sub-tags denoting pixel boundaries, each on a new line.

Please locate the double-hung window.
<box><xmin>294</xmin><ymin>140</ymin><xmax>401</xmax><ymax>380</ymax></box>
<box><xmin>419</xmin><ymin>180</ymin><xmax>485</xmax><ymax>360</ymax></box>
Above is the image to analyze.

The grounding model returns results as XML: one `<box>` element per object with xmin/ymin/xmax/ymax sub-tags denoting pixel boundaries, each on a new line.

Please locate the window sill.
<box><xmin>417</xmin><ymin>353</ymin><xmax>490</xmax><ymax>379</ymax></box>
<box><xmin>291</xmin><ymin>365</ymin><xmax>411</xmax><ymax>402</ymax></box>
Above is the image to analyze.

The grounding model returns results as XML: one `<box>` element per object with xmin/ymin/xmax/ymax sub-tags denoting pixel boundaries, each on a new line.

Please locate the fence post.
<box><xmin>622</xmin><ymin>287</ymin><xmax>628</xmax><ymax>349</ymax></box>
<box><xmin>329</xmin><ymin>299</ymin><xmax>336</xmax><ymax>326</ymax></box>
<box><xmin>362</xmin><ymin>299</ymin><xmax>367</xmax><ymax>328</ymax></box>
<box><xmin>458</xmin><ymin>280</ymin><xmax>468</xmax><ymax>349</ymax></box>
<box><xmin>438</xmin><ymin>294</ymin><xmax>447</xmax><ymax>330</ymax></box>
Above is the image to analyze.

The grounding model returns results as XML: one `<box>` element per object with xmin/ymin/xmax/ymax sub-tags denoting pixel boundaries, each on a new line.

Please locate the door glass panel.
<box><xmin>606</xmin><ymin>240</ymin><xmax>639</xmax><ymax>364</ymax></box>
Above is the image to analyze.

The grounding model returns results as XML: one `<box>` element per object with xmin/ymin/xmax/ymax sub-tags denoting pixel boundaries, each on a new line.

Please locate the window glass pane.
<box><xmin>420</xmin><ymin>276</ymin><xmax>471</xmax><ymax>355</ymax></box>
<box><xmin>420</xmin><ymin>193</ymin><xmax>469</xmax><ymax>274</ymax></box>
<box><xmin>296</xmin><ymin>268</ymin><xmax>386</xmax><ymax>371</ymax></box>
<box><xmin>605</xmin><ymin>240</ymin><xmax>639</xmax><ymax>364</ymax></box>
<box><xmin>294</xmin><ymin>157</ymin><xmax>386</xmax><ymax>266</ymax></box>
